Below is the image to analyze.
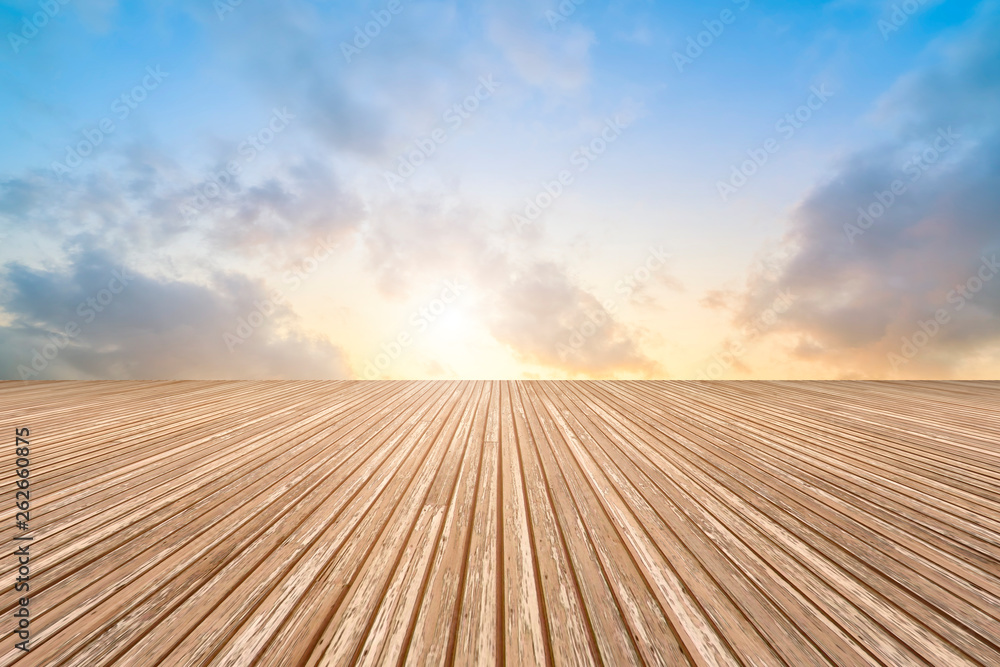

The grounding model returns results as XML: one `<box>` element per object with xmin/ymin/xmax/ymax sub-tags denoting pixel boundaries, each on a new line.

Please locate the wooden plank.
<box><xmin>499</xmin><ymin>381</ymin><xmax>547</xmax><ymax>667</ymax></box>
<box><xmin>452</xmin><ymin>380</ymin><xmax>502</xmax><ymax>666</ymax></box>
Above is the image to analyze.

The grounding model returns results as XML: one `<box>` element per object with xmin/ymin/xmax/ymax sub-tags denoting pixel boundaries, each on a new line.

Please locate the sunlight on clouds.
<box><xmin>1</xmin><ymin>0</ymin><xmax>997</xmax><ymax>379</ymax></box>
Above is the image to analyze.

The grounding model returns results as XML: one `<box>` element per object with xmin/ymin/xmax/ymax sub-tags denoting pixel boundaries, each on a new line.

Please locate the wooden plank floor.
<box><xmin>1</xmin><ymin>380</ymin><xmax>999</xmax><ymax>666</ymax></box>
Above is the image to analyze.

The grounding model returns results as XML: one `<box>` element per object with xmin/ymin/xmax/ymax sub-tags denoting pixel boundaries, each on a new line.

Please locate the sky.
<box><xmin>0</xmin><ymin>0</ymin><xmax>997</xmax><ymax>380</ymax></box>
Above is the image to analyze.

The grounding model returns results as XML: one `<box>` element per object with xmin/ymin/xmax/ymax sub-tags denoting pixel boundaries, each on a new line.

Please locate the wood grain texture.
<box><xmin>1</xmin><ymin>380</ymin><xmax>999</xmax><ymax>666</ymax></box>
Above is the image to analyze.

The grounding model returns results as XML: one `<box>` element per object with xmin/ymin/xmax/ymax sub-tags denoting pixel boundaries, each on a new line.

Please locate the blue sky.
<box><xmin>1</xmin><ymin>0</ymin><xmax>997</xmax><ymax>380</ymax></box>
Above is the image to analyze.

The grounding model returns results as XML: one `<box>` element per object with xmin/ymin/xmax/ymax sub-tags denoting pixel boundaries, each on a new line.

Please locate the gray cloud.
<box><xmin>0</xmin><ymin>143</ymin><xmax>363</xmax><ymax>268</ymax></box>
<box><xmin>0</xmin><ymin>241</ymin><xmax>349</xmax><ymax>380</ymax></box>
<box><xmin>734</xmin><ymin>9</ymin><xmax>1000</xmax><ymax>377</ymax></box>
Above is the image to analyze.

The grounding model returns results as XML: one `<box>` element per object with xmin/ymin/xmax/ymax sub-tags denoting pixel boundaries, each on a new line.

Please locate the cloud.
<box><xmin>185</xmin><ymin>0</ymin><xmax>392</xmax><ymax>158</ymax></box>
<box><xmin>485</xmin><ymin>261</ymin><xmax>663</xmax><ymax>376</ymax></box>
<box><xmin>197</xmin><ymin>157</ymin><xmax>365</xmax><ymax>257</ymax></box>
<box><xmin>0</xmin><ymin>241</ymin><xmax>350</xmax><ymax>380</ymax></box>
<box><xmin>363</xmin><ymin>196</ymin><xmax>505</xmax><ymax>297</ymax></box>
<box><xmin>0</xmin><ymin>143</ymin><xmax>364</xmax><ymax>268</ymax></box>
<box><xmin>192</xmin><ymin>1</ymin><xmax>489</xmax><ymax>162</ymax></box>
<box><xmin>732</xmin><ymin>6</ymin><xmax>1000</xmax><ymax>377</ymax></box>
<box><xmin>361</xmin><ymin>194</ymin><xmax>663</xmax><ymax>375</ymax></box>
